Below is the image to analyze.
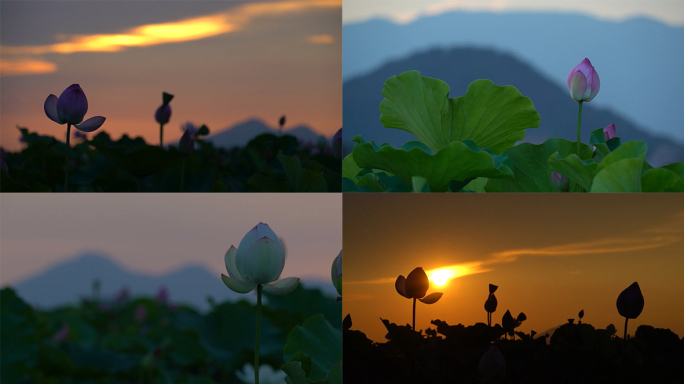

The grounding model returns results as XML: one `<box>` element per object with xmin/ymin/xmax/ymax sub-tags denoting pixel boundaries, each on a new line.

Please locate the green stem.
<box><xmin>412</xmin><ymin>298</ymin><xmax>416</xmax><ymax>331</ymax></box>
<box><xmin>576</xmin><ymin>101</ymin><xmax>583</xmax><ymax>157</ymax></box>
<box><xmin>64</xmin><ymin>123</ymin><xmax>71</xmax><ymax>192</ymax></box>
<box><xmin>180</xmin><ymin>157</ymin><xmax>186</xmax><ymax>192</ymax></box>
<box><xmin>255</xmin><ymin>284</ymin><xmax>262</xmax><ymax>384</ymax></box>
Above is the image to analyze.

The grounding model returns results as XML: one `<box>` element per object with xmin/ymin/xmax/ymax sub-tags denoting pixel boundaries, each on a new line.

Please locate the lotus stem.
<box><xmin>255</xmin><ymin>284</ymin><xmax>262</xmax><ymax>384</ymax></box>
<box><xmin>64</xmin><ymin>123</ymin><xmax>71</xmax><ymax>192</ymax></box>
<box><xmin>159</xmin><ymin>123</ymin><xmax>164</xmax><ymax>148</ymax></box>
<box><xmin>576</xmin><ymin>101</ymin><xmax>583</xmax><ymax>157</ymax></box>
<box><xmin>412</xmin><ymin>297</ymin><xmax>416</xmax><ymax>331</ymax></box>
<box><xmin>624</xmin><ymin>317</ymin><xmax>629</xmax><ymax>354</ymax></box>
<box><xmin>180</xmin><ymin>157</ymin><xmax>186</xmax><ymax>192</ymax></box>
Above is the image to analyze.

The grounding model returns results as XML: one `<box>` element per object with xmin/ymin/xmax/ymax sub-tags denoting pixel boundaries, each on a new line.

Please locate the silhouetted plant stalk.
<box><xmin>155</xmin><ymin>92</ymin><xmax>174</xmax><ymax>191</ymax></box>
<box><xmin>220</xmin><ymin>223</ymin><xmax>300</xmax><ymax>384</ymax></box>
<box><xmin>279</xmin><ymin>115</ymin><xmax>286</xmax><ymax>136</ymax></box>
<box><xmin>395</xmin><ymin>267</ymin><xmax>443</xmax><ymax>331</ymax></box>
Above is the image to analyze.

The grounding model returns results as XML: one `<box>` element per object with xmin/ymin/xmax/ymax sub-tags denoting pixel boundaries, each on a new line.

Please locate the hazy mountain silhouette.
<box><xmin>11</xmin><ymin>253</ymin><xmax>336</xmax><ymax>312</ymax></box>
<box><xmin>343</xmin><ymin>47</ymin><xmax>684</xmax><ymax>166</ymax></box>
<box><xmin>344</xmin><ymin>12</ymin><xmax>684</xmax><ymax>143</ymax></box>
<box><xmin>205</xmin><ymin>118</ymin><xmax>328</xmax><ymax>149</ymax></box>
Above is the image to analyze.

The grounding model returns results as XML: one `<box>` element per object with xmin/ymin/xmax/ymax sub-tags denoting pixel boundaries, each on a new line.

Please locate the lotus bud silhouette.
<box><xmin>395</xmin><ymin>267</ymin><xmax>443</xmax><ymax>331</ymax></box>
<box><xmin>603</xmin><ymin>123</ymin><xmax>617</xmax><ymax>141</ymax></box>
<box><xmin>484</xmin><ymin>284</ymin><xmax>498</xmax><ymax>326</ymax></box>
<box><xmin>617</xmin><ymin>282</ymin><xmax>644</xmax><ymax>342</ymax></box>
<box><xmin>578</xmin><ymin>309</ymin><xmax>584</xmax><ymax>324</ymax></box>
<box><xmin>479</xmin><ymin>345</ymin><xmax>506</xmax><ymax>382</ymax></box>
<box><xmin>44</xmin><ymin>84</ymin><xmax>106</xmax><ymax>191</ymax></box>
<box><xmin>551</xmin><ymin>171</ymin><xmax>570</xmax><ymax>193</ymax></box>
<box><xmin>331</xmin><ymin>250</ymin><xmax>342</xmax><ymax>299</ymax></box>
<box><xmin>331</xmin><ymin>127</ymin><xmax>342</xmax><ymax>160</ymax></box>
<box><xmin>279</xmin><ymin>115</ymin><xmax>286</xmax><ymax>135</ymax></box>
<box><xmin>155</xmin><ymin>92</ymin><xmax>174</xmax><ymax>147</ymax></box>
<box><xmin>179</xmin><ymin>129</ymin><xmax>194</xmax><ymax>156</ymax></box>
<box><xmin>567</xmin><ymin>58</ymin><xmax>600</xmax><ymax>102</ymax></box>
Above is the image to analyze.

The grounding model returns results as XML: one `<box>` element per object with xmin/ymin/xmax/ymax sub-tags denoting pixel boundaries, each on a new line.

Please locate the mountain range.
<box><xmin>342</xmin><ymin>47</ymin><xmax>684</xmax><ymax>166</ymax></box>
<box><xmin>343</xmin><ymin>11</ymin><xmax>684</xmax><ymax>144</ymax></box>
<box><xmin>8</xmin><ymin>253</ymin><xmax>337</xmax><ymax>312</ymax></box>
<box><xmin>204</xmin><ymin>118</ymin><xmax>329</xmax><ymax>149</ymax></box>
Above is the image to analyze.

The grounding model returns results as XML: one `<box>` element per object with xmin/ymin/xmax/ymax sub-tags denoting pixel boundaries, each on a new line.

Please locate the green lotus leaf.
<box><xmin>283</xmin><ymin>314</ymin><xmax>342</xmax><ymax>382</ymax></box>
<box><xmin>379</xmin><ymin>71</ymin><xmax>540</xmax><ymax>154</ymax></box>
<box><xmin>548</xmin><ymin>153</ymin><xmax>598</xmax><ymax>191</ymax></box>
<box><xmin>641</xmin><ymin>168</ymin><xmax>682</xmax><ymax>192</ymax></box>
<box><xmin>591</xmin><ymin>158</ymin><xmax>644</xmax><ymax>192</ymax></box>
<box><xmin>486</xmin><ymin>138</ymin><xmax>593</xmax><ymax>192</ymax></box>
<box><xmin>352</xmin><ymin>136</ymin><xmax>513</xmax><ymax>192</ymax></box>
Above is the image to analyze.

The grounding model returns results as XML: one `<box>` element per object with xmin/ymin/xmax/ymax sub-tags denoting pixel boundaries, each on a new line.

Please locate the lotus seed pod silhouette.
<box><xmin>155</xmin><ymin>92</ymin><xmax>174</xmax><ymax>125</ymax></box>
<box><xmin>617</xmin><ymin>282</ymin><xmax>644</xmax><ymax>319</ymax></box>
<box><xmin>603</xmin><ymin>123</ymin><xmax>617</xmax><ymax>141</ymax></box>
<box><xmin>489</xmin><ymin>284</ymin><xmax>498</xmax><ymax>294</ymax></box>
<box><xmin>479</xmin><ymin>345</ymin><xmax>506</xmax><ymax>381</ymax></box>
<box><xmin>221</xmin><ymin>222</ymin><xmax>299</xmax><ymax>295</ymax></box>
<box><xmin>567</xmin><ymin>58</ymin><xmax>600</xmax><ymax>102</ymax></box>
<box><xmin>44</xmin><ymin>84</ymin><xmax>106</xmax><ymax>132</ymax></box>
<box><xmin>579</xmin><ymin>309</ymin><xmax>584</xmax><ymax>323</ymax></box>
<box><xmin>331</xmin><ymin>250</ymin><xmax>342</xmax><ymax>297</ymax></box>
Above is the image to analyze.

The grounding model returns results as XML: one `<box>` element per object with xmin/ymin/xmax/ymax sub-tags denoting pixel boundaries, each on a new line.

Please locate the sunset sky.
<box><xmin>0</xmin><ymin>193</ymin><xmax>341</xmax><ymax>287</ymax></box>
<box><xmin>344</xmin><ymin>194</ymin><xmax>684</xmax><ymax>343</ymax></box>
<box><xmin>0</xmin><ymin>0</ymin><xmax>341</xmax><ymax>151</ymax></box>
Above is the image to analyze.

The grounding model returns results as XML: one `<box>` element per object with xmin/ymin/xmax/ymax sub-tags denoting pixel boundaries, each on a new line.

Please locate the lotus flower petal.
<box><xmin>263</xmin><ymin>277</ymin><xmax>300</xmax><ymax>295</ymax></box>
<box><xmin>567</xmin><ymin>58</ymin><xmax>600</xmax><ymax>102</ymax></box>
<box><xmin>44</xmin><ymin>94</ymin><xmax>62</xmax><ymax>124</ymax></box>
<box><xmin>235</xmin><ymin>222</ymin><xmax>285</xmax><ymax>283</ymax></box>
<box><xmin>517</xmin><ymin>312</ymin><xmax>527</xmax><ymax>322</ymax></box>
<box><xmin>224</xmin><ymin>246</ymin><xmax>243</xmax><ymax>280</ymax></box>
<box><xmin>617</xmin><ymin>282</ymin><xmax>644</xmax><ymax>319</ymax></box>
<box><xmin>419</xmin><ymin>292</ymin><xmax>443</xmax><ymax>304</ymax></box>
<box><xmin>240</xmin><ymin>236</ymin><xmax>285</xmax><ymax>284</ymax></box>
<box><xmin>568</xmin><ymin>71</ymin><xmax>587</xmax><ymax>102</ymax></box>
<box><xmin>57</xmin><ymin>84</ymin><xmax>88</xmax><ymax>125</ymax></box>
<box><xmin>395</xmin><ymin>275</ymin><xmax>409</xmax><ymax>298</ymax></box>
<box><xmin>221</xmin><ymin>273</ymin><xmax>256</xmax><ymax>294</ymax></box>
<box><xmin>405</xmin><ymin>267</ymin><xmax>429</xmax><ymax>299</ymax></box>
<box><xmin>74</xmin><ymin>116</ymin><xmax>105</xmax><ymax>132</ymax></box>
<box><xmin>603</xmin><ymin>123</ymin><xmax>617</xmax><ymax>141</ymax></box>
<box><xmin>331</xmin><ymin>250</ymin><xmax>342</xmax><ymax>296</ymax></box>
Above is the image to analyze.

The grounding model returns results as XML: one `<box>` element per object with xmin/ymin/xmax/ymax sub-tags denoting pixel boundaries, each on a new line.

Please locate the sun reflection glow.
<box><xmin>427</xmin><ymin>263</ymin><xmax>490</xmax><ymax>287</ymax></box>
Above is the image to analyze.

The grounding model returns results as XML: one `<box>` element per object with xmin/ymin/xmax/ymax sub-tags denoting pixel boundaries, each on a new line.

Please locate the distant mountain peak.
<box><xmin>205</xmin><ymin>117</ymin><xmax>328</xmax><ymax>149</ymax></box>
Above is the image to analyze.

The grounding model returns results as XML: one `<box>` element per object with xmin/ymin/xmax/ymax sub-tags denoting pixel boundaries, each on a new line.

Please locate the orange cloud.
<box><xmin>0</xmin><ymin>58</ymin><xmax>57</xmax><ymax>76</ymax></box>
<box><xmin>1</xmin><ymin>0</ymin><xmax>340</xmax><ymax>55</ymax></box>
<box><xmin>307</xmin><ymin>34</ymin><xmax>334</xmax><ymax>44</ymax></box>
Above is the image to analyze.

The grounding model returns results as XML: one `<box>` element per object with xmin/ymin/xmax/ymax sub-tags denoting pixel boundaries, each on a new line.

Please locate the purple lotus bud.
<box><xmin>155</xmin><ymin>104</ymin><xmax>171</xmax><ymax>125</ymax></box>
<box><xmin>567</xmin><ymin>58</ymin><xmax>600</xmax><ymax>102</ymax></box>
<box><xmin>603</xmin><ymin>123</ymin><xmax>617</xmax><ymax>141</ymax></box>
<box><xmin>44</xmin><ymin>84</ymin><xmax>105</xmax><ymax>132</ymax></box>
<box><xmin>179</xmin><ymin>129</ymin><xmax>194</xmax><ymax>156</ymax></box>
<box><xmin>53</xmin><ymin>323</ymin><xmax>70</xmax><ymax>343</ymax></box>
<box><xmin>181</xmin><ymin>122</ymin><xmax>198</xmax><ymax>136</ymax></box>
<box><xmin>156</xmin><ymin>286</ymin><xmax>169</xmax><ymax>304</ymax></box>
<box><xmin>617</xmin><ymin>282</ymin><xmax>644</xmax><ymax>319</ymax></box>
<box><xmin>479</xmin><ymin>346</ymin><xmax>506</xmax><ymax>381</ymax></box>
<box><xmin>135</xmin><ymin>304</ymin><xmax>147</xmax><ymax>323</ymax></box>
<box><xmin>551</xmin><ymin>171</ymin><xmax>570</xmax><ymax>193</ymax></box>
<box><xmin>332</xmin><ymin>128</ymin><xmax>342</xmax><ymax>160</ymax></box>
<box><xmin>484</xmin><ymin>294</ymin><xmax>497</xmax><ymax>314</ymax></box>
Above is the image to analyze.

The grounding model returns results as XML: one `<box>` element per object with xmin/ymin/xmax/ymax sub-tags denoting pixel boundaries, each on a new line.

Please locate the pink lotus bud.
<box><xmin>44</xmin><ymin>84</ymin><xmax>106</xmax><ymax>132</ymax></box>
<box><xmin>567</xmin><ymin>58</ymin><xmax>600</xmax><ymax>102</ymax></box>
<box><xmin>603</xmin><ymin>123</ymin><xmax>617</xmax><ymax>141</ymax></box>
<box><xmin>551</xmin><ymin>171</ymin><xmax>570</xmax><ymax>193</ymax></box>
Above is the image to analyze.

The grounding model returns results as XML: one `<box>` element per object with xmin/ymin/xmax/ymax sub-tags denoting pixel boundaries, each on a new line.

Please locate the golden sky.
<box><xmin>343</xmin><ymin>194</ymin><xmax>684</xmax><ymax>343</ymax></box>
<box><xmin>0</xmin><ymin>0</ymin><xmax>341</xmax><ymax>151</ymax></box>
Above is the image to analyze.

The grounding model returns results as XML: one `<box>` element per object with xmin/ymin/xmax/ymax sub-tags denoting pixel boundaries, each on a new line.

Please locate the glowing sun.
<box><xmin>428</xmin><ymin>268</ymin><xmax>454</xmax><ymax>287</ymax></box>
